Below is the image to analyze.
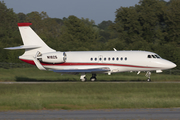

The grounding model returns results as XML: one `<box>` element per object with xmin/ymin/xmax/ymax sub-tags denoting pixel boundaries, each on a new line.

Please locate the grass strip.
<box><xmin>0</xmin><ymin>83</ymin><xmax>180</xmax><ymax>111</ymax></box>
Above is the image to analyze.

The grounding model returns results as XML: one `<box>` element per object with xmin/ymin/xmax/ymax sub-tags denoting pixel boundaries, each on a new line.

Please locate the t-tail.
<box><xmin>4</xmin><ymin>23</ymin><xmax>56</xmax><ymax>70</ymax></box>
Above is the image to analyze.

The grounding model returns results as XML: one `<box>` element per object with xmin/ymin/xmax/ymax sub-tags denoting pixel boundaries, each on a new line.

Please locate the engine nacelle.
<box><xmin>38</xmin><ymin>52</ymin><xmax>67</xmax><ymax>63</ymax></box>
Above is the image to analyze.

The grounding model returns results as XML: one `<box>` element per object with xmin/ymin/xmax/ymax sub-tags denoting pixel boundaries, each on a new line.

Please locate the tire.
<box><xmin>90</xmin><ymin>77</ymin><xmax>96</xmax><ymax>82</ymax></box>
<box><xmin>81</xmin><ymin>77</ymin><xmax>87</xmax><ymax>82</ymax></box>
<box><xmin>147</xmin><ymin>78</ymin><xmax>151</xmax><ymax>82</ymax></box>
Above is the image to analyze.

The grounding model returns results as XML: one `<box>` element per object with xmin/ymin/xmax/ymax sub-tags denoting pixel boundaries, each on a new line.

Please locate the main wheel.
<box><xmin>90</xmin><ymin>77</ymin><xmax>96</xmax><ymax>82</ymax></box>
<box><xmin>81</xmin><ymin>77</ymin><xmax>87</xmax><ymax>82</ymax></box>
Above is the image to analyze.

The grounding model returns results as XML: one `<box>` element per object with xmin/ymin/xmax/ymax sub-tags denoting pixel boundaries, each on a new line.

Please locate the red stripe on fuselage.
<box><xmin>41</xmin><ymin>62</ymin><xmax>156</xmax><ymax>68</ymax></box>
<box><xmin>20</xmin><ymin>58</ymin><xmax>157</xmax><ymax>69</ymax></box>
<box><xmin>20</xmin><ymin>59</ymin><xmax>35</xmax><ymax>65</ymax></box>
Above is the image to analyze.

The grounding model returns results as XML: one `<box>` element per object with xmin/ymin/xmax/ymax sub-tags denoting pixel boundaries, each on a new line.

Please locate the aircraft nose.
<box><xmin>153</xmin><ymin>59</ymin><xmax>177</xmax><ymax>70</ymax></box>
<box><xmin>170</xmin><ymin>62</ymin><xmax>177</xmax><ymax>68</ymax></box>
<box><xmin>164</xmin><ymin>60</ymin><xmax>177</xmax><ymax>69</ymax></box>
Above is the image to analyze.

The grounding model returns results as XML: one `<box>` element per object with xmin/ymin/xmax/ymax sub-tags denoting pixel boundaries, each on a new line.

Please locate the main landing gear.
<box><xmin>80</xmin><ymin>73</ymin><xmax>97</xmax><ymax>82</ymax></box>
<box><xmin>145</xmin><ymin>71</ymin><xmax>151</xmax><ymax>82</ymax></box>
<box><xmin>90</xmin><ymin>74</ymin><xmax>97</xmax><ymax>82</ymax></box>
<box><xmin>80</xmin><ymin>73</ymin><xmax>87</xmax><ymax>82</ymax></box>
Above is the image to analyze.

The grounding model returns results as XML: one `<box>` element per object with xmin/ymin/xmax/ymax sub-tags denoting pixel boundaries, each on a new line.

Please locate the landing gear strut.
<box><xmin>145</xmin><ymin>71</ymin><xmax>151</xmax><ymax>82</ymax></box>
<box><xmin>90</xmin><ymin>74</ymin><xmax>97</xmax><ymax>82</ymax></box>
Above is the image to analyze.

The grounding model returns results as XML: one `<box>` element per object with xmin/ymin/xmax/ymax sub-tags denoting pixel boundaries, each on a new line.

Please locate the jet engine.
<box><xmin>37</xmin><ymin>52</ymin><xmax>67</xmax><ymax>63</ymax></box>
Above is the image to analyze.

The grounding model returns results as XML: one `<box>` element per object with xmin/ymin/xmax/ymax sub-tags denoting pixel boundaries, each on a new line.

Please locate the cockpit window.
<box><xmin>155</xmin><ymin>55</ymin><xmax>160</xmax><ymax>58</ymax></box>
<box><xmin>151</xmin><ymin>55</ymin><xmax>156</xmax><ymax>58</ymax></box>
<box><xmin>147</xmin><ymin>54</ymin><xmax>161</xmax><ymax>59</ymax></box>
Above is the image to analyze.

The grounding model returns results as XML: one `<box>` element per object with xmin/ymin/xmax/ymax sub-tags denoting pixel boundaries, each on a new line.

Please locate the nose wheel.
<box><xmin>147</xmin><ymin>78</ymin><xmax>151</xmax><ymax>82</ymax></box>
<box><xmin>145</xmin><ymin>71</ymin><xmax>151</xmax><ymax>82</ymax></box>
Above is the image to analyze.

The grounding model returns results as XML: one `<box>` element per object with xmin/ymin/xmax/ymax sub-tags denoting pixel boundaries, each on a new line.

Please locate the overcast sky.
<box><xmin>3</xmin><ymin>0</ymin><xmax>169</xmax><ymax>24</ymax></box>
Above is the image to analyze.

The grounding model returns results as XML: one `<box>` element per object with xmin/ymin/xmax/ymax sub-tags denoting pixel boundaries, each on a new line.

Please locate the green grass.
<box><xmin>0</xmin><ymin>68</ymin><xmax>180</xmax><ymax>111</ymax></box>
<box><xmin>0</xmin><ymin>83</ymin><xmax>180</xmax><ymax>111</ymax></box>
<box><xmin>0</xmin><ymin>68</ymin><xmax>180</xmax><ymax>81</ymax></box>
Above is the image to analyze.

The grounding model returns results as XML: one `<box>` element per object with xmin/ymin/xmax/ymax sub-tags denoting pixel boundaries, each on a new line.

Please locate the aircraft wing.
<box><xmin>52</xmin><ymin>67</ymin><xmax>110</xmax><ymax>73</ymax></box>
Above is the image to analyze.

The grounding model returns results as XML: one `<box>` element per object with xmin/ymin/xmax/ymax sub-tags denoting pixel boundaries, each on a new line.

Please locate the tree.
<box><xmin>97</xmin><ymin>20</ymin><xmax>114</xmax><ymax>43</ymax></box>
<box><xmin>81</xmin><ymin>17</ymin><xmax>95</xmax><ymax>26</ymax></box>
<box><xmin>25</xmin><ymin>11</ymin><xmax>49</xmax><ymax>31</ymax></box>
<box><xmin>98</xmin><ymin>20</ymin><xmax>113</xmax><ymax>30</ymax></box>
<box><xmin>111</xmin><ymin>0</ymin><xmax>167</xmax><ymax>50</ymax></box>
<box><xmin>137</xmin><ymin>0</ymin><xmax>166</xmax><ymax>44</ymax></box>
<box><xmin>164</xmin><ymin>0</ymin><xmax>180</xmax><ymax>45</ymax></box>
<box><xmin>111</xmin><ymin>6</ymin><xmax>143</xmax><ymax>48</ymax></box>
<box><xmin>0</xmin><ymin>1</ymin><xmax>21</xmax><ymax>62</ymax></box>
<box><xmin>59</xmin><ymin>15</ymin><xmax>101</xmax><ymax>51</ymax></box>
<box><xmin>17</xmin><ymin>13</ymin><xmax>26</xmax><ymax>23</ymax></box>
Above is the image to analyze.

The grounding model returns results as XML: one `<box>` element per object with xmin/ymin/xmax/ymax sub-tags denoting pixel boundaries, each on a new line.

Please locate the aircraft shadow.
<box><xmin>15</xmin><ymin>76</ymin><xmax>78</xmax><ymax>82</ymax></box>
<box><xmin>15</xmin><ymin>76</ymin><xmax>147</xmax><ymax>82</ymax></box>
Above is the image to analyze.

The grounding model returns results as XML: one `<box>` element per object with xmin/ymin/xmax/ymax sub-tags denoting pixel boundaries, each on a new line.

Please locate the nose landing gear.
<box><xmin>145</xmin><ymin>71</ymin><xmax>151</xmax><ymax>82</ymax></box>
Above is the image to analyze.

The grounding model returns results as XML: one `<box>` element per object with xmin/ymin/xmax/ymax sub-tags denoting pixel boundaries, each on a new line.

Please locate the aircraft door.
<box><xmin>98</xmin><ymin>55</ymin><xmax>103</xmax><ymax>63</ymax></box>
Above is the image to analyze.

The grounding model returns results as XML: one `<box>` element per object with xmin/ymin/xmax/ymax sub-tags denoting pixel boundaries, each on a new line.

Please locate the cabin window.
<box><xmin>99</xmin><ymin>58</ymin><xmax>102</xmax><ymax>61</ymax></box>
<box><xmin>125</xmin><ymin>57</ymin><xmax>127</xmax><ymax>60</ymax></box>
<box><xmin>104</xmin><ymin>58</ymin><xmax>106</xmax><ymax>61</ymax></box>
<box><xmin>112</xmin><ymin>57</ymin><xmax>115</xmax><ymax>61</ymax></box>
<box><xmin>116</xmin><ymin>57</ymin><xmax>119</xmax><ymax>60</ymax></box>
<box><xmin>108</xmin><ymin>57</ymin><xmax>111</xmax><ymax>61</ymax></box>
<box><xmin>90</xmin><ymin>58</ymin><xmax>93</xmax><ymax>61</ymax></box>
<box><xmin>121</xmin><ymin>57</ymin><xmax>123</xmax><ymax>60</ymax></box>
<box><xmin>95</xmin><ymin>58</ymin><xmax>97</xmax><ymax>61</ymax></box>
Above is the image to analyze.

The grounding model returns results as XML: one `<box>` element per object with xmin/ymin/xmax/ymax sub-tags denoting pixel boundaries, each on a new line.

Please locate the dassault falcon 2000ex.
<box><xmin>5</xmin><ymin>23</ymin><xmax>176</xmax><ymax>82</ymax></box>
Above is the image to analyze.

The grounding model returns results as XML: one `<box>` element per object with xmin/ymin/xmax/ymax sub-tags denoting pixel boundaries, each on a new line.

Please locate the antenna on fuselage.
<box><xmin>113</xmin><ymin>48</ymin><xmax>117</xmax><ymax>51</ymax></box>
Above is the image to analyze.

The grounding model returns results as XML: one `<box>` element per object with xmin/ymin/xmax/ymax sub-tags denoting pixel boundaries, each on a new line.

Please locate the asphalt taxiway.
<box><xmin>0</xmin><ymin>108</ymin><xmax>180</xmax><ymax>120</ymax></box>
<box><xmin>1</xmin><ymin>81</ymin><xmax>180</xmax><ymax>84</ymax></box>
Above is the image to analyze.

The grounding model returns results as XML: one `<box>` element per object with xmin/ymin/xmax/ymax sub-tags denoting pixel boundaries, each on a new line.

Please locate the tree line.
<box><xmin>0</xmin><ymin>0</ymin><xmax>180</xmax><ymax>69</ymax></box>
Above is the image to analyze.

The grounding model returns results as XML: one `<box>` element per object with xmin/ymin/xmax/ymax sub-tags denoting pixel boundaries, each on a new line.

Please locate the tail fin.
<box><xmin>5</xmin><ymin>23</ymin><xmax>55</xmax><ymax>55</ymax></box>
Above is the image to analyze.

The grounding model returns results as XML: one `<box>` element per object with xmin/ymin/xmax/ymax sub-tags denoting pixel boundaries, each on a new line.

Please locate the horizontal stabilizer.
<box><xmin>4</xmin><ymin>45</ymin><xmax>41</xmax><ymax>50</ymax></box>
<box><xmin>52</xmin><ymin>67</ymin><xmax>110</xmax><ymax>73</ymax></box>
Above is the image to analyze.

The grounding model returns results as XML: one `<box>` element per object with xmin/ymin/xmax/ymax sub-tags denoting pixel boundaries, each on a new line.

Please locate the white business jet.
<box><xmin>5</xmin><ymin>23</ymin><xmax>176</xmax><ymax>82</ymax></box>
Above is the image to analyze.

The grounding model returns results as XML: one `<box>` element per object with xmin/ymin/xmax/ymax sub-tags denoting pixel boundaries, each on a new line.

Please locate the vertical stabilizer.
<box><xmin>4</xmin><ymin>23</ymin><xmax>56</xmax><ymax>68</ymax></box>
<box><xmin>17</xmin><ymin>23</ymin><xmax>55</xmax><ymax>55</ymax></box>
